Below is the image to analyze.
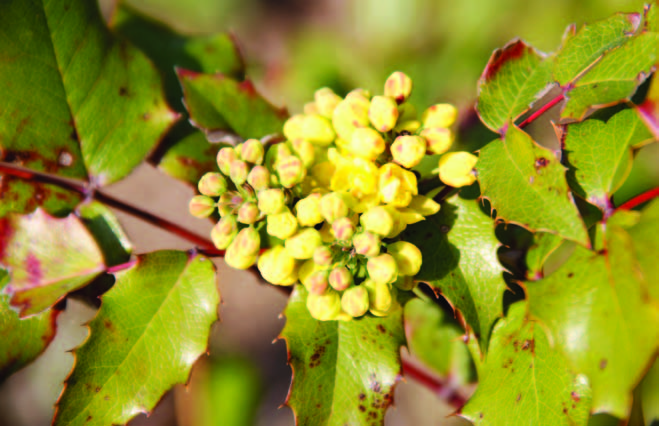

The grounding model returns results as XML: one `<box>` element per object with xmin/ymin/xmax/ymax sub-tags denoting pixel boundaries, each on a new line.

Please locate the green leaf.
<box><xmin>477</xmin><ymin>125</ymin><xmax>589</xmax><ymax>245</ymax></box>
<box><xmin>461</xmin><ymin>302</ymin><xmax>592</xmax><ymax>426</ymax></box>
<box><xmin>624</xmin><ymin>198</ymin><xmax>659</xmax><ymax>300</ymax></box>
<box><xmin>636</xmin><ymin>71</ymin><xmax>659</xmax><ymax>141</ymax></box>
<box><xmin>53</xmin><ymin>250</ymin><xmax>219</xmax><ymax>426</ymax></box>
<box><xmin>564</xmin><ymin>110</ymin><xmax>651</xmax><ymax>211</ymax></box>
<box><xmin>280</xmin><ymin>286</ymin><xmax>405</xmax><ymax>426</ymax></box>
<box><xmin>525</xmin><ymin>232</ymin><xmax>564</xmax><ymax>280</ymax></box>
<box><xmin>0</xmin><ymin>209</ymin><xmax>105</xmax><ymax>317</ymax></box>
<box><xmin>405</xmin><ymin>195</ymin><xmax>506</xmax><ymax>352</ymax></box>
<box><xmin>77</xmin><ymin>201</ymin><xmax>133</xmax><ymax>267</ymax></box>
<box><xmin>641</xmin><ymin>357</ymin><xmax>659</xmax><ymax>425</ymax></box>
<box><xmin>156</xmin><ymin>130</ymin><xmax>225</xmax><ymax>186</ymax></box>
<box><xmin>527</xmin><ymin>210</ymin><xmax>659</xmax><ymax>417</ymax></box>
<box><xmin>0</xmin><ymin>0</ymin><xmax>177</xmax><ymax>212</ymax></box>
<box><xmin>0</xmin><ymin>269</ymin><xmax>59</xmax><ymax>382</ymax></box>
<box><xmin>404</xmin><ymin>298</ymin><xmax>474</xmax><ymax>385</ymax></box>
<box><xmin>178</xmin><ymin>69</ymin><xmax>288</xmax><ymax>139</ymax></box>
<box><xmin>477</xmin><ymin>40</ymin><xmax>554</xmax><ymax>133</ymax></box>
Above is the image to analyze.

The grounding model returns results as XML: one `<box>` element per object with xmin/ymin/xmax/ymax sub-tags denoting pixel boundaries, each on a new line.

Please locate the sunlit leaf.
<box><xmin>77</xmin><ymin>201</ymin><xmax>133</xmax><ymax>267</ymax></box>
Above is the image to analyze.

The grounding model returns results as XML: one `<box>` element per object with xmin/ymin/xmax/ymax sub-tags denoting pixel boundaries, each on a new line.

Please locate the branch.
<box><xmin>401</xmin><ymin>358</ymin><xmax>468</xmax><ymax>408</ymax></box>
<box><xmin>517</xmin><ymin>92</ymin><xmax>565</xmax><ymax>129</ymax></box>
<box><xmin>615</xmin><ymin>187</ymin><xmax>659</xmax><ymax>211</ymax></box>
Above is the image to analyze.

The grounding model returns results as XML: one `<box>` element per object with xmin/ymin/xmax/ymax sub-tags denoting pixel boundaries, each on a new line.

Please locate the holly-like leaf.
<box><xmin>461</xmin><ymin>302</ymin><xmax>592</xmax><ymax>425</ymax></box>
<box><xmin>156</xmin><ymin>131</ymin><xmax>225</xmax><ymax>186</ymax></box>
<box><xmin>641</xmin><ymin>357</ymin><xmax>659</xmax><ymax>425</ymax></box>
<box><xmin>280</xmin><ymin>286</ymin><xmax>405</xmax><ymax>426</ymax></box>
<box><xmin>636</xmin><ymin>71</ymin><xmax>659</xmax><ymax>141</ymax></box>
<box><xmin>564</xmin><ymin>109</ymin><xmax>651</xmax><ymax>211</ymax></box>
<box><xmin>53</xmin><ymin>250</ymin><xmax>219</xmax><ymax>426</ymax></box>
<box><xmin>0</xmin><ymin>208</ymin><xmax>105</xmax><ymax>317</ymax></box>
<box><xmin>625</xmin><ymin>198</ymin><xmax>659</xmax><ymax>300</ymax></box>
<box><xmin>0</xmin><ymin>0</ymin><xmax>177</xmax><ymax>214</ymax></box>
<box><xmin>405</xmin><ymin>195</ymin><xmax>506</xmax><ymax>352</ymax></box>
<box><xmin>77</xmin><ymin>201</ymin><xmax>133</xmax><ymax>267</ymax></box>
<box><xmin>476</xmin><ymin>40</ymin><xmax>554</xmax><ymax>133</ymax></box>
<box><xmin>527</xmin><ymin>208</ymin><xmax>659</xmax><ymax>417</ymax></box>
<box><xmin>477</xmin><ymin>125</ymin><xmax>589</xmax><ymax>245</ymax></box>
<box><xmin>404</xmin><ymin>298</ymin><xmax>474</xmax><ymax>385</ymax></box>
<box><xmin>178</xmin><ymin>69</ymin><xmax>288</xmax><ymax>139</ymax></box>
<box><xmin>0</xmin><ymin>269</ymin><xmax>59</xmax><ymax>382</ymax></box>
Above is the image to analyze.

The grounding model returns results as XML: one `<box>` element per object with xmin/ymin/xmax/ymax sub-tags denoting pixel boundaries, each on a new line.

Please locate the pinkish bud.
<box><xmin>237</xmin><ymin>202</ymin><xmax>260</xmax><ymax>224</ymax></box>
<box><xmin>247</xmin><ymin>165</ymin><xmax>270</xmax><ymax>191</ymax></box>
<box><xmin>217</xmin><ymin>147</ymin><xmax>238</xmax><ymax>175</ymax></box>
<box><xmin>229</xmin><ymin>160</ymin><xmax>249</xmax><ymax>185</ymax></box>
<box><xmin>328</xmin><ymin>266</ymin><xmax>353</xmax><ymax>291</ymax></box>
<box><xmin>189</xmin><ymin>195</ymin><xmax>215</xmax><ymax>218</ymax></box>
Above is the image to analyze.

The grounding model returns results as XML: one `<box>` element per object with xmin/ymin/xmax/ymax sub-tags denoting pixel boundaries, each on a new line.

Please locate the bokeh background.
<box><xmin>0</xmin><ymin>0</ymin><xmax>655</xmax><ymax>425</ymax></box>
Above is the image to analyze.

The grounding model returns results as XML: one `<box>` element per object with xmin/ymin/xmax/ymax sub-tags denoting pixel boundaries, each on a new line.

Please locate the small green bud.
<box><xmin>229</xmin><ymin>160</ymin><xmax>249</xmax><ymax>185</ymax></box>
<box><xmin>367</xmin><ymin>253</ymin><xmax>398</xmax><ymax>284</ymax></box>
<box><xmin>198</xmin><ymin>172</ymin><xmax>227</xmax><ymax>197</ymax></box>
<box><xmin>241</xmin><ymin>138</ymin><xmax>265</xmax><ymax>164</ymax></box>
<box><xmin>307</xmin><ymin>291</ymin><xmax>341</xmax><ymax>321</ymax></box>
<box><xmin>296</xmin><ymin>193</ymin><xmax>324</xmax><ymax>227</ymax></box>
<box><xmin>387</xmin><ymin>241</ymin><xmax>422</xmax><ymax>276</ymax></box>
<box><xmin>393</xmin><ymin>275</ymin><xmax>416</xmax><ymax>291</ymax></box>
<box><xmin>237</xmin><ymin>202</ymin><xmax>260</xmax><ymax>224</ymax></box>
<box><xmin>331</xmin><ymin>217</ymin><xmax>355</xmax><ymax>241</ymax></box>
<box><xmin>189</xmin><ymin>195</ymin><xmax>215</xmax><ymax>218</ymax></box>
<box><xmin>328</xmin><ymin>266</ymin><xmax>353</xmax><ymax>291</ymax></box>
<box><xmin>247</xmin><ymin>165</ymin><xmax>270</xmax><ymax>191</ymax></box>
<box><xmin>257</xmin><ymin>188</ymin><xmax>286</xmax><ymax>215</ymax></box>
<box><xmin>369</xmin><ymin>95</ymin><xmax>399</xmax><ymax>132</ymax></box>
<box><xmin>314</xmin><ymin>87</ymin><xmax>342</xmax><ymax>118</ymax></box>
<box><xmin>352</xmin><ymin>231</ymin><xmax>381</xmax><ymax>257</ymax></box>
<box><xmin>422</xmin><ymin>104</ymin><xmax>457</xmax><ymax>128</ymax></box>
<box><xmin>349</xmin><ymin>127</ymin><xmax>386</xmax><ymax>161</ymax></box>
<box><xmin>285</xmin><ymin>228</ymin><xmax>323</xmax><ymax>260</ymax></box>
<box><xmin>210</xmin><ymin>215</ymin><xmax>238</xmax><ymax>249</ymax></box>
<box><xmin>267</xmin><ymin>209</ymin><xmax>298</xmax><ymax>240</ymax></box>
<box><xmin>438</xmin><ymin>152</ymin><xmax>478</xmax><ymax>188</ymax></box>
<box><xmin>320</xmin><ymin>192</ymin><xmax>350</xmax><ymax>224</ymax></box>
<box><xmin>276</xmin><ymin>155</ymin><xmax>306</xmax><ymax>188</ymax></box>
<box><xmin>216</xmin><ymin>147</ymin><xmax>238</xmax><ymax>175</ymax></box>
<box><xmin>258</xmin><ymin>246</ymin><xmax>298</xmax><ymax>286</ymax></box>
<box><xmin>364</xmin><ymin>279</ymin><xmax>393</xmax><ymax>314</ymax></box>
<box><xmin>391</xmin><ymin>135</ymin><xmax>427</xmax><ymax>169</ymax></box>
<box><xmin>341</xmin><ymin>286</ymin><xmax>369</xmax><ymax>317</ymax></box>
<box><xmin>307</xmin><ymin>270</ymin><xmax>329</xmax><ymax>295</ymax></box>
<box><xmin>384</xmin><ymin>71</ymin><xmax>412</xmax><ymax>104</ymax></box>
<box><xmin>421</xmin><ymin>127</ymin><xmax>452</xmax><ymax>155</ymax></box>
<box><xmin>313</xmin><ymin>246</ymin><xmax>334</xmax><ymax>266</ymax></box>
<box><xmin>360</xmin><ymin>206</ymin><xmax>394</xmax><ymax>236</ymax></box>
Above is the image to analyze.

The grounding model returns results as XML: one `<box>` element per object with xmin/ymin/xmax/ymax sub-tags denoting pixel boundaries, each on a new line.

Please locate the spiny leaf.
<box><xmin>53</xmin><ymin>251</ymin><xmax>219</xmax><ymax>426</ymax></box>
<box><xmin>527</xmin><ymin>207</ymin><xmax>659</xmax><ymax>417</ymax></box>
<box><xmin>0</xmin><ymin>269</ymin><xmax>59</xmax><ymax>382</ymax></box>
<box><xmin>460</xmin><ymin>302</ymin><xmax>592</xmax><ymax>426</ymax></box>
<box><xmin>636</xmin><ymin>71</ymin><xmax>659</xmax><ymax>140</ymax></box>
<box><xmin>624</xmin><ymin>198</ymin><xmax>659</xmax><ymax>300</ymax></box>
<box><xmin>178</xmin><ymin>69</ymin><xmax>288</xmax><ymax>139</ymax></box>
<box><xmin>156</xmin><ymin>130</ymin><xmax>226</xmax><ymax>186</ymax></box>
<box><xmin>564</xmin><ymin>109</ymin><xmax>652</xmax><ymax>211</ymax></box>
<box><xmin>0</xmin><ymin>209</ymin><xmax>105</xmax><ymax>317</ymax></box>
<box><xmin>404</xmin><ymin>298</ymin><xmax>474</xmax><ymax>385</ymax></box>
<box><xmin>641</xmin><ymin>357</ymin><xmax>659</xmax><ymax>425</ymax></box>
<box><xmin>280</xmin><ymin>286</ymin><xmax>405</xmax><ymax>426</ymax></box>
<box><xmin>477</xmin><ymin>40</ymin><xmax>554</xmax><ymax>133</ymax></box>
<box><xmin>77</xmin><ymin>201</ymin><xmax>133</xmax><ymax>267</ymax></box>
<box><xmin>477</xmin><ymin>125</ymin><xmax>589</xmax><ymax>245</ymax></box>
<box><xmin>405</xmin><ymin>195</ymin><xmax>506</xmax><ymax>352</ymax></box>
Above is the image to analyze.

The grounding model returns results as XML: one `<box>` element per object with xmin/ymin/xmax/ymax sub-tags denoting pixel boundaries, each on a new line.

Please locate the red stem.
<box><xmin>106</xmin><ymin>259</ymin><xmax>138</xmax><ymax>274</ymax></box>
<box><xmin>616</xmin><ymin>187</ymin><xmax>659</xmax><ymax>211</ymax></box>
<box><xmin>402</xmin><ymin>360</ymin><xmax>467</xmax><ymax>408</ymax></box>
<box><xmin>518</xmin><ymin>92</ymin><xmax>565</xmax><ymax>129</ymax></box>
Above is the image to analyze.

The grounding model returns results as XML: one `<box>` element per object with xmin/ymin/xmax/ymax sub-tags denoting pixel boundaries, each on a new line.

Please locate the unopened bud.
<box><xmin>391</xmin><ymin>135</ymin><xmax>427</xmax><ymax>169</ymax></box>
<box><xmin>360</xmin><ymin>206</ymin><xmax>394</xmax><ymax>236</ymax></box>
<box><xmin>328</xmin><ymin>266</ymin><xmax>353</xmax><ymax>291</ymax></box>
<box><xmin>393</xmin><ymin>275</ymin><xmax>416</xmax><ymax>291</ymax></box>
<box><xmin>217</xmin><ymin>192</ymin><xmax>234</xmax><ymax>217</ymax></box>
<box><xmin>331</xmin><ymin>217</ymin><xmax>355</xmax><ymax>241</ymax></box>
<box><xmin>364</xmin><ymin>279</ymin><xmax>393</xmax><ymax>314</ymax></box>
<box><xmin>421</xmin><ymin>127</ymin><xmax>452</xmax><ymax>155</ymax></box>
<box><xmin>320</xmin><ymin>192</ymin><xmax>350</xmax><ymax>223</ymax></box>
<box><xmin>304</xmin><ymin>102</ymin><xmax>319</xmax><ymax>115</ymax></box>
<box><xmin>438</xmin><ymin>152</ymin><xmax>478</xmax><ymax>188</ymax></box>
<box><xmin>369</xmin><ymin>96</ymin><xmax>399</xmax><ymax>132</ymax></box>
<box><xmin>285</xmin><ymin>228</ymin><xmax>323</xmax><ymax>259</ymax></box>
<box><xmin>237</xmin><ymin>202</ymin><xmax>260</xmax><ymax>224</ymax></box>
<box><xmin>276</xmin><ymin>155</ymin><xmax>306</xmax><ymax>188</ymax></box>
<box><xmin>352</xmin><ymin>232</ymin><xmax>381</xmax><ymax>257</ymax></box>
<box><xmin>307</xmin><ymin>270</ymin><xmax>329</xmax><ymax>295</ymax></box>
<box><xmin>408</xmin><ymin>195</ymin><xmax>440</xmax><ymax>216</ymax></box>
<box><xmin>210</xmin><ymin>215</ymin><xmax>238</xmax><ymax>249</ymax></box>
<box><xmin>350</xmin><ymin>128</ymin><xmax>386</xmax><ymax>161</ymax></box>
<box><xmin>224</xmin><ymin>248</ymin><xmax>257</xmax><ymax>270</ymax></box>
<box><xmin>422</xmin><ymin>104</ymin><xmax>457</xmax><ymax>128</ymax></box>
<box><xmin>189</xmin><ymin>195</ymin><xmax>215</xmax><ymax>218</ymax></box>
<box><xmin>257</xmin><ymin>189</ymin><xmax>286</xmax><ymax>215</ymax></box>
<box><xmin>267</xmin><ymin>209</ymin><xmax>298</xmax><ymax>240</ymax></box>
<box><xmin>341</xmin><ymin>286</ymin><xmax>369</xmax><ymax>317</ymax></box>
<box><xmin>379</xmin><ymin>163</ymin><xmax>418</xmax><ymax>207</ymax></box>
<box><xmin>229</xmin><ymin>160</ymin><xmax>249</xmax><ymax>185</ymax></box>
<box><xmin>217</xmin><ymin>147</ymin><xmax>238</xmax><ymax>175</ymax></box>
<box><xmin>296</xmin><ymin>194</ymin><xmax>324</xmax><ymax>226</ymax></box>
<box><xmin>313</xmin><ymin>246</ymin><xmax>334</xmax><ymax>266</ymax></box>
<box><xmin>291</xmin><ymin>139</ymin><xmax>316</xmax><ymax>167</ymax></box>
<box><xmin>230</xmin><ymin>226</ymin><xmax>261</xmax><ymax>258</ymax></box>
<box><xmin>241</xmin><ymin>139</ymin><xmax>265</xmax><ymax>164</ymax></box>
<box><xmin>247</xmin><ymin>165</ymin><xmax>270</xmax><ymax>191</ymax></box>
<box><xmin>198</xmin><ymin>172</ymin><xmax>227</xmax><ymax>197</ymax></box>
<box><xmin>299</xmin><ymin>259</ymin><xmax>323</xmax><ymax>287</ymax></box>
<box><xmin>314</xmin><ymin>87</ymin><xmax>342</xmax><ymax>118</ymax></box>
<box><xmin>307</xmin><ymin>291</ymin><xmax>341</xmax><ymax>321</ymax></box>
<box><xmin>384</xmin><ymin>71</ymin><xmax>412</xmax><ymax>104</ymax></box>
<box><xmin>367</xmin><ymin>253</ymin><xmax>398</xmax><ymax>284</ymax></box>
<box><xmin>265</xmin><ymin>143</ymin><xmax>292</xmax><ymax>171</ymax></box>
<box><xmin>387</xmin><ymin>241</ymin><xmax>422</xmax><ymax>276</ymax></box>
<box><xmin>284</xmin><ymin>114</ymin><xmax>335</xmax><ymax>146</ymax></box>
<box><xmin>258</xmin><ymin>246</ymin><xmax>298</xmax><ymax>286</ymax></box>
<box><xmin>332</xmin><ymin>92</ymin><xmax>370</xmax><ymax>141</ymax></box>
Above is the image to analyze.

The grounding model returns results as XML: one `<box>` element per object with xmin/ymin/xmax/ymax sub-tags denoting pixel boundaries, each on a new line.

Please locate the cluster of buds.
<box><xmin>190</xmin><ymin>71</ymin><xmax>478</xmax><ymax>321</ymax></box>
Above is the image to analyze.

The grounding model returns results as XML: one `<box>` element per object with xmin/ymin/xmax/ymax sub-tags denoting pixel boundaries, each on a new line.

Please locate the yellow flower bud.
<box><xmin>314</xmin><ymin>87</ymin><xmax>342</xmax><ymax>118</ymax></box>
<box><xmin>391</xmin><ymin>135</ymin><xmax>427</xmax><ymax>169</ymax></box>
<box><xmin>341</xmin><ymin>286</ymin><xmax>369</xmax><ymax>317</ymax></box>
<box><xmin>189</xmin><ymin>195</ymin><xmax>215</xmax><ymax>218</ymax></box>
<box><xmin>276</xmin><ymin>155</ymin><xmax>306</xmax><ymax>188</ymax></box>
<box><xmin>320</xmin><ymin>192</ymin><xmax>351</xmax><ymax>224</ymax></box>
<box><xmin>198</xmin><ymin>172</ymin><xmax>227</xmax><ymax>197</ymax></box>
<box><xmin>408</xmin><ymin>195</ymin><xmax>440</xmax><ymax>216</ymax></box>
<box><xmin>313</xmin><ymin>246</ymin><xmax>334</xmax><ymax>266</ymax></box>
<box><xmin>229</xmin><ymin>160</ymin><xmax>249</xmax><ymax>185</ymax></box>
<box><xmin>307</xmin><ymin>270</ymin><xmax>329</xmax><ymax>295</ymax></box>
<box><xmin>265</xmin><ymin>143</ymin><xmax>292</xmax><ymax>171</ymax></box>
<box><xmin>360</xmin><ymin>206</ymin><xmax>394</xmax><ymax>236</ymax></box>
<box><xmin>284</xmin><ymin>114</ymin><xmax>335</xmax><ymax>146</ymax></box>
<box><xmin>258</xmin><ymin>246</ymin><xmax>298</xmax><ymax>286</ymax></box>
<box><xmin>216</xmin><ymin>147</ymin><xmax>238</xmax><ymax>175</ymax></box>
<box><xmin>299</xmin><ymin>259</ymin><xmax>323</xmax><ymax>287</ymax></box>
<box><xmin>332</xmin><ymin>92</ymin><xmax>370</xmax><ymax>141</ymax></box>
<box><xmin>267</xmin><ymin>209</ymin><xmax>298</xmax><ymax>240</ymax></box>
<box><xmin>378</xmin><ymin>163</ymin><xmax>418</xmax><ymax>207</ymax></box>
<box><xmin>364</xmin><ymin>279</ymin><xmax>393</xmax><ymax>314</ymax></box>
<box><xmin>230</xmin><ymin>226</ymin><xmax>261</xmax><ymax>258</ymax></box>
<box><xmin>394</xmin><ymin>120</ymin><xmax>421</xmax><ymax>133</ymax></box>
<box><xmin>224</xmin><ymin>248</ymin><xmax>257</xmax><ymax>270</ymax></box>
<box><xmin>349</xmin><ymin>128</ymin><xmax>385</xmax><ymax>161</ymax></box>
<box><xmin>319</xmin><ymin>221</ymin><xmax>335</xmax><ymax>244</ymax></box>
<box><xmin>241</xmin><ymin>139</ymin><xmax>265</xmax><ymax>164</ymax></box>
<box><xmin>331</xmin><ymin>217</ymin><xmax>355</xmax><ymax>241</ymax></box>
<box><xmin>422</xmin><ymin>104</ymin><xmax>457</xmax><ymax>128</ymax></box>
<box><xmin>285</xmin><ymin>228</ymin><xmax>323</xmax><ymax>259</ymax></box>
<box><xmin>369</xmin><ymin>96</ymin><xmax>399</xmax><ymax>132</ymax></box>
<box><xmin>216</xmin><ymin>192</ymin><xmax>234</xmax><ymax>217</ymax></box>
<box><xmin>352</xmin><ymin>231</ymin><xmax>381</xmax><ymax>257</ymax></box>
<box><xmin>438</xmin><ymin>152</ymin><xmax>478</xmax><ymax>187</ymax></box>
<box><xmin>393</xmin><ymin>275</ymin><xmax>416</xmax><ymax>291</ymax></box>
<box><xmin>257</xmin><ymin>188</ymin><xmax>285</xmax><ymax>215</ymax></box>
<box><xmin>310</xmin><ymin>161</ymin><xmax>335</xmax><ymax>189</ymax></box>
<box><xmin>247</xmin><ymin>165</ymin><xmax>270</xmax><ymax>191</ymax></box>
<box><xmin>210</xmin><ymin>215</ymin><xmax>238</xmax><ymax>249</ymax></box>
<box><xmin>295</xmin><ymin>194</ymin><xmax>323</xmax><ymax>226</ymax></box>
<box><xmin>304</xmin><ymin>101</ymin><xmax>319</xmax><ymax>115</ymax></box>
<box><xmin>387</xmin><ymin>241</ymin><xmax>422</xmax><ymax>276</ymax></box>
<box><xmin>237</xmin><ymin>202</ymin><xmax>260</xmax><ymax>224</ymax></box>
<box><xmin>367</xmin><ymin>253</ymin><xmax>398</xmax><ymax>284</ymax></box>
<box><xmin>421</xmin><ymin>127</ymin><xmax>453</xmax><ymax>155</ymax></box>
<box><xmin>330</xmin><ymin>156</ymin><xmax>379</xmax><ymax>197</ymax></box>
<box><xmin>290</xmin><ymin>139</ymin><xmax>316</xmax><ymax>168</ymax></box>
<box><xmin>307</xmin><ymin>290</ymin><xmax>341</xmax><ymax>321</ymax></box>
<box><xmin>328</xmin><ymin>266</ymin><xmax>353</xmax><ymax>291</ymax></box>
<box><xmin>384</xmin><ymin>71</ymin><xmax>412</xmax><ymax>104</ymax></box>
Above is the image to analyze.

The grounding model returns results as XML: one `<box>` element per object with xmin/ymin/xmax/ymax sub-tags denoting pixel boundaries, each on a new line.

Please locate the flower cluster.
<box><xmin>190</xmin><ymin>71</ymin><xmax>478</xmax><ymax>321</ymax></box>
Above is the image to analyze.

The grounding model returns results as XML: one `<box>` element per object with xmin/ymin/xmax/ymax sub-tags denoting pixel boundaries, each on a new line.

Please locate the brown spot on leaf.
<box><xmin>482</xmin><ymin>41</ymin><xmax>529</xmax><ymax>83</ymax></box>
<box><xmin>567</xmin><ymin>272</ymin><xmax>574</xmax><ymax>278</ymax></box>
<box><xmin>359</xmin><ymin>405</ymin><xmax>366</xmax><ymax>412</ymax></box>
<box><xmin>570</xmin><ymin>391</ymin><xmax>580</xmax><ymax>402</ymax></box>
<box><xmin>309</xmin><ymin>345</ymin><xmax>326</xmax><ymax>368</ymax></box>
<box><xmin>86</xmin><ymin>416</ymin><xmax>92</xmax><ymax>422</ymax></box>
<box><xmin>376</xmin><ymin>324</ymin><xmax>386</xmax><ymax>334</ymax></box>
<box><xmin>534</xmin><ymin>157</ymin><xmax>548</xmax><ymax>170</ymax></box>
<box><xmin>118</xmin><ymin>87</ymin><xmax>128</xmax><ymax>97</ymax></box>
<box><xmin>359</xmin><ymin>393</ymin><xmax>366</xmax><ymax>401</ymax></box>
<box><xmin>516</xmin><ymin>393</ymin><xmax>522</xmax><ymax>402</ymax></box>
<box><xmin>238</xmin><ymin>80</ymin><xmax>257</xmax><ymax>97</ymax></box>
<box><xmin>95</xmin><ymin>386</ymin><xmax>101</xmax><ymax>393</ymax></box>
<box><xmin>521</xmin><ymin>339</ymin><xmax>535</xmax><ymax>354</ymax></box>
<box><xmin>600</xmin><ymin>359</ymin><xmax>608</xmax><ymax>370</ymax></box>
